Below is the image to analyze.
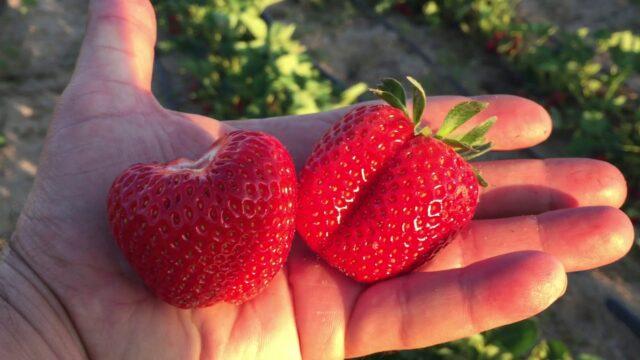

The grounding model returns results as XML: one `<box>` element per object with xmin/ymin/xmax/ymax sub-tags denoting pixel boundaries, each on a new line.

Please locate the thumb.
<box><xmin>64</xmin><ymin>0</ymin><xmax>157</xmax><ymax>103</ymax></box>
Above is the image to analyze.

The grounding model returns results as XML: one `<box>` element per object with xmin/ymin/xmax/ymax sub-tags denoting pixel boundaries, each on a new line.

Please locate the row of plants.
<box><xmin>365</xmin><ymin>319</ymin><xmax>599</xmax><ymax>360</ymax></box>
<box><xmin>152</xmin><ymin>0</ymin><xmax>366</xmax><ymax>120</ymax></box>
<box><xmin>371</xmin><ymin>0</ymin><xmax>640</xmax><ymax>223</ymax></box>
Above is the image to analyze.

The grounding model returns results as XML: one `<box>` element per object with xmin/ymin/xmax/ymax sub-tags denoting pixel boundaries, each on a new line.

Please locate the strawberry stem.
<box><xmin>370</xmin><ymin>76</ymin><xmax>498</xmax><ymax>187</ymax></box>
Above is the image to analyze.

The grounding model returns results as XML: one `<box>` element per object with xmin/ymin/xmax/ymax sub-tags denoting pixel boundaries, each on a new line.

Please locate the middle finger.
<box><xmin>475</xmin><ymin>158</ymin><xmax>627</xmax><ymax>218</ymax></box>
<box><xmin>418</xmin><ymin>206</ymin><xmax>634</xmax><ymax>272</ymax></box>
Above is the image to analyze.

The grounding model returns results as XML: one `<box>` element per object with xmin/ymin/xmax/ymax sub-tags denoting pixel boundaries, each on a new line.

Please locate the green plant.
<box><xmin>363</xmin><ymin>319</ymin><xmax>601</xmax><ymax>359</ymax></box>
<box><xmin>16</xmin><ymin>0</ymin><xmax>38</xmax><ymax>14</ymax></box>
<box><xmin>153</xmin><ymin>0</ymin><xmax>365</xmax><ymax>119</ymax></box>
<box><xmin>371</xmin><ymin>0</ymin><xmax>640</xmax><ymax>222</ymax></box>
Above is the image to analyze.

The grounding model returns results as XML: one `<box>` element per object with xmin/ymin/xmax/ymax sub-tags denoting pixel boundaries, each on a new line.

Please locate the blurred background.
<box><xmin>1</xmin><ymin>0</ymin><xmax>639</xmax><ymax>358</ymax></box>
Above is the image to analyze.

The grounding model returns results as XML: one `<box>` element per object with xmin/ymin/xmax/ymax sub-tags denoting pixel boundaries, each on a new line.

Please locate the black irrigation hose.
<box><xmin>606</xmin><ymin>297</ymin><xmax>640</xmax><ymax>339</ymax></box>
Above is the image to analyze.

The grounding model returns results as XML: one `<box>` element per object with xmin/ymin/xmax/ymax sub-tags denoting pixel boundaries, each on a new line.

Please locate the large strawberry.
<box><xmin>297</xmin><ymin>77</ymin><xmax>495</xmax><ymax>282</ymax></box>
<box><xmin>108</xmin><ymin>130</ymin><xmax>297</xmax><ymax>308</ymax></box>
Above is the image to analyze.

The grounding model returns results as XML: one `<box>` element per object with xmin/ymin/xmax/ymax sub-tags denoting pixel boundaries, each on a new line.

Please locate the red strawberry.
<box><xmin>107</xmin><ymin>130</ymin><xmax>297</xmax><ymax>308</ymax></box>
<box><xmin>297</xmin><ymin>77</ymin><xmax>495</xmax><ymax>282</ymax></box>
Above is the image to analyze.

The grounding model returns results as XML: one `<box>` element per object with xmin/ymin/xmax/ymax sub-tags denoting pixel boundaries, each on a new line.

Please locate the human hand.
<box><xmin>0</xmin><ymin>1</ymin><xmax>633</xmax><ymax>359</ymax></box>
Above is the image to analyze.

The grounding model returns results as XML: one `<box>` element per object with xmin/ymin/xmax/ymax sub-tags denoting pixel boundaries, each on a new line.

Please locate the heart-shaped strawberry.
<box><xmin>297</xmin><ymin>77</ymin><xmax>496</xmax><ymax>282</ymax></box>
<box><xmin>108</xmin><ymin>130</ymin><xmax>297</xmax><ymax>308</ymax></box>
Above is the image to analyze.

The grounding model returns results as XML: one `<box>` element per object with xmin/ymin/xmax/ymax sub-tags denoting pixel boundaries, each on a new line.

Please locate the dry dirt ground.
<box><xmin>1</xmin><ymin>0</ymin><xmax>639</xmax><ymax>358</ymax></box>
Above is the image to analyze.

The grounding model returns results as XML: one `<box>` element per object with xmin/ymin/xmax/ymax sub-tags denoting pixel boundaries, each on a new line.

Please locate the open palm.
<box><xmin>3</xmin><ymin>1</ymin><xmax>634</xmax><ymax>359</ymax></box>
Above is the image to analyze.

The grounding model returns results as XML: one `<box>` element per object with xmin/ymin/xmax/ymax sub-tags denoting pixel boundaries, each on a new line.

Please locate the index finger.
<box><xmin>230</xmin><ymin>95</ymin><xmax>552</xmax><ymax>167</ymax></box>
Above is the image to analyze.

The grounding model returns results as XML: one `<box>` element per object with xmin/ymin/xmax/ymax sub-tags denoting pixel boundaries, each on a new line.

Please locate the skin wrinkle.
<box><xmin>287</xmin><ymin>259</ymin><xmax>343</xmax><ymax>360</ymax></box>
<box><xmin>534</xmin><ymin>215</ymin><xmax>547</xmax><ymax>253</ymax></box>
<box><xmin>91</xmin><ymin>0</ymin><xmax>158</xmax><ymax>33</ymax></box>
<box><xmin>396</xmin><ymin>276</ymin><xmax>414</xmax><ymax>350</ymax></box>
<box><xmin>252</xmin><ymin>301</ymin><xmax>266</xmax><ymax>360</ymax></box>
<box><xmin>170</xmin><ymin>310</ymin><xmax>197</xmax><ymax>360</ymax></box>
<box><xmin>6</xmin><ymin>244</ymin><xmax>66</xmax><ymax>327</ymax></box>
<box><xmin>458</xmin><ymin>268</ymin><xmax>481</xmax><ymax>335</ymax></box>
<box><xmin>9</xmin><ymin>239</ymin><xmax>84</xmax><ymax>345</ymax></box>
<box><xmin>194</xmin><ymin>314</ymin><xmax>206</xmax><ymax>360</ymax></box>
<box><xmin>229</xmin><ymin>302</ymin><xmax>252</xmax><ymax>359</ymax></box>
<box><xmin>88</xmin><ymin>44</ymin><xmax>141</xmax><ymax>66</ymax></box>
<box><xmin>0</xmin><ymin>295</ymin><xmax>47</xmax><ymax>358</ymax></box>
<box><xmin>1</xmin><ymin>252</ymin><xmax>84</xmax><ymax>359</ymax></box>
<box><xmin>344</xmin><ymin>285</ymin><xmax>363</xmax><ymax>356</ymax></box>
<box><xmin>320</xmin><ymin>312</ymin><xmax>340</xmax><ymax>360</ymax></box>
<box><xmin>54</xmin><ymin>87</ymin><xmax>156</xmax><ymax>132</ymax></box>
<box><xmin>89</xmin><ymin>14</ymin><xmax>157</xmax><ymax>45</ymax></box>
<box><xmin>462</xmin><ymin>223</ymin><xmax>479</xmax><ymax>268</ymax></box>
<box><xmin>540</xmin><ymin>160</ymin><xmax>554</xmax><ymax>211</ymax></box>
<box><xmin>282</xmin><ymin>268</ymin><xmax>305</xmax><ymax>360</ymax></box>
<box><xmin>49</xmin><ymin>114</ymin><xmax>178</xmax><ymax>184</ymax></box>
<box><xmin>89</xmin><ymin>45</ymin><xmax>153</xmax><ymax>79</ymax></box>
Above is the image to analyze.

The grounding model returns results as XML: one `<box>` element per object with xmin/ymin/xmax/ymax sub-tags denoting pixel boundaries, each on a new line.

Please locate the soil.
<box><xmin>518</xmin><ymin>0</ymin><xmax>640</xmax><ymax>33</ymax></box>
<box><xmin>0</xmin><ymin>0</ymin><xmax>638</xmax><ymax>358</ymax></box>
<box><xmin>0</xmin><ymin>0</ymin><xmax>85</xmax><ymax>241</ymax></box>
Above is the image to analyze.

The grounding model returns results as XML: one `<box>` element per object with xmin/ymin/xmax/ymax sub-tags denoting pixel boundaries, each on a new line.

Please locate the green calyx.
<box><xmin>370</xmin><ymin>76</ymin><xmax>497</xmax><ymax>187</ymax></box>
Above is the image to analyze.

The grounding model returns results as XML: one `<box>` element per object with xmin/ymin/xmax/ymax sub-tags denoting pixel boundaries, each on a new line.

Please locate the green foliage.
<box><xmin>371</xmin><ymin>0</ymin><xmax>640</xmax><ymax>219</ymax></box>
<box><xmin>16</xmin><ymin>0</ymin><xmax>38</xmax><ymax>14</ymax></box>
<box><xmin>363</xmin><ymin>320</ymin><xmax>601</xmax><ymax>360</ymax></box>
<box><xmin>153</xmin><ymin>0</ymin><xmax>365</xmax><ymax>119</ymax></box>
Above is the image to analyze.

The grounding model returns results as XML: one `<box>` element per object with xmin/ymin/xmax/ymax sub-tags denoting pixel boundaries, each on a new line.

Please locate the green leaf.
<box><xmin>436</xmin><ymin>101</ymin><xmax>488</xmax><ymax>137</ymax></box>
<box><xmin>414</xmin><ymin>123</ymin><xmax>432</xmax><ymax>137</ymax></box>
<box><xmin>459</xmin><ymin>116</ymin><xmax>497</xmax><ymax>145</ymax></box>
<box><xmin>406</xmin><ymin>76</ymin><xmax>427</xmax><ymax>126</ymax></box>
<box><xmin>486</xmin><ymin>320</ymin><xmax>539</xmax><ymax>358</ymax></box>
<box><xmin>577</xmin><ymin>354</ymin><xmax>603</xmax><ymax>360</ymax></box>
<box><xmin>441</xmin><ymin>138</ymin><xmax>477</xmax><ymax>152</ymax></box>
<box><xmin>474</xmin><ymin>168</ymin><xmax>488</xmax><ymax>187</ymax></box>
<box><xmin>380</xmin><ymin>78</ymin><xmax>406</xmax><ymax>106</ymax></box>
<box><xmin>459</xmin><ymin>142</ymin><xmax>492</xmax><ymax>161</ymax></box>
<box><xmin>239</xmin><ymin>13</ymin><xmax>268</xmax><ymax>39</ymax></box>
<box><xmin>336</xmin><ymin>82</ymin><xmax>368</xmax><ymax>107</ymax></box>
<box><xmin>529</xmin><ymin>341</ymin><xmax>550</xmax><ymax>359</ymax></box>
<box><xmin>370</xmin><ymin>89</ymin><xmax>409</xmax><ymax>118</ymax></box>
<box><xmin>548</xmin><ymin>340</ymin><xmax>572</xmax><ymax>360</ymax></box>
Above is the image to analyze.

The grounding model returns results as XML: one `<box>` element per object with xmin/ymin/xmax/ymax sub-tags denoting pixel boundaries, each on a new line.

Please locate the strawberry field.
<box><xmin>0</xmin><ymin>0</ymin><xmax>639</xmax><ymax>358</ymax></box>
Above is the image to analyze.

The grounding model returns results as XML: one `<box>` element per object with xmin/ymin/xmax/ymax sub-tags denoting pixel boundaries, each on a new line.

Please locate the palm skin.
<box><xmin>0</xmin><ymin>1</ymin><xmax>634</xmax><ymax>359</ymax></box>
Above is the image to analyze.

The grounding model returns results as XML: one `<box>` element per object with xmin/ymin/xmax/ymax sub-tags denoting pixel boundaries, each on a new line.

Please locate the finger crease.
<box><xmin>534</xmin><ymin>215</ymin><xmax>547</xmax><ymax>253</ymax></box>
<box><xmin>458</xmin><ymin>270</ymin><xmax>481</xmax><ymax>334</ymax></box>
<box><xmin>91</xmin><ymin>13</ymin><xmax>156</xmax><ymax>44</ymax></box>
<box><xmin>396</xmin><ymin>277</ymin><xmax>413</xmax><ymax>349</ymax></box>
<box><xmin>461</xmin><ymin>225</ymin><xmax>478</xmax><ymax>268</ymax></box>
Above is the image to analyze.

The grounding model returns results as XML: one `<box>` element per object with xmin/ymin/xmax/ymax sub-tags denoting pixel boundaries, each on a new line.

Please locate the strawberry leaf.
<box><xmin>436</xmin><ymin>101</ymin><xmax>488</xmax><ymax>138</ymax></box>
<box><xmin>442</xmin><ymin>138</ymin><xmax>478</xmax><ymax>152</ymax></box>
<box><xmin>414</xmin><ymin>123</ymin><xmax>432</xmax><ymax>137</ymax></box>
<box><xmin>473</xmin><ymin>167</ymin><xmax>489</xmax><ymax>187</ymax></box>
<box><xmin>406</xmin><ymin>76</ymin><xmax>427</xmax><ymax>126</ymax></box>
<box><xmin>459</xmin><ymin>116</ymin><xmax>497</xmax><ymax>145</ymax></box>
<box><xmin>370</xmin><ymin>88</ymin><xmax>409</xmax><ymax>119</ymax></box>
<box><xmin>381</xmin><ymin>78</ymin><xmax>406</xmax><ymax>105</ymax></box>
<box><xmin>460</xmin><ymin>142</ymin><xmax>492</xmax><ymax>161</ymax></box>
